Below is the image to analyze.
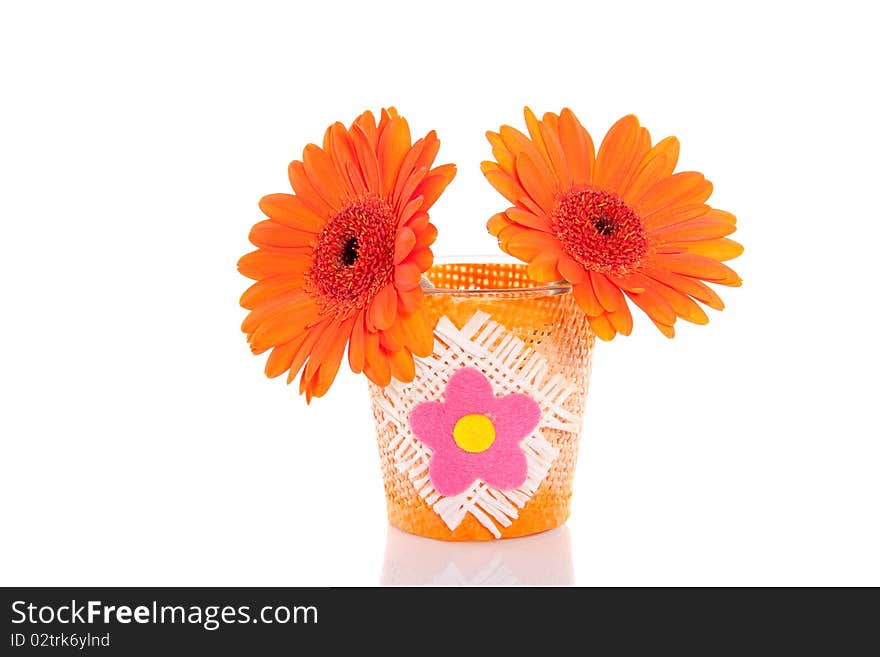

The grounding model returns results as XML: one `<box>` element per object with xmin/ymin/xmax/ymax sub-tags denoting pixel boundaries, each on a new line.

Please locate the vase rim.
<box><xmin>423</xmin><ymin>256</ymin><xmax>571</xmax><ymax>297</ymax></box>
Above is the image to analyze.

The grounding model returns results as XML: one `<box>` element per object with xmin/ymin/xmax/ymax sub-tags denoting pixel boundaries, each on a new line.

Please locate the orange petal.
<box><xmin>607</xmin><ymin>303</ymin><xmax>634</xmax><ymax>336</ymax></box>
<box><xmin>404</xmin><ymin>247</ymin><xmax>433</xmax><ymax>273</ymax></box>
<box><xmin>651</xmin><ymin>320</ymin><xmax>676</xmax><ymax>338</ymax></box>
<box><xmin>347</xmin><ymin>309</ymin><xmax>366</xmax><ymax>373</ymax></box>
<box><xmin>265</xmin><ymin>334</ymin><xmax>307</xmax><ymax>379</ymax></box>
<box><xmin>248</xmin><ymin>298</ymin><xmax>320</xmax><ymax>353</ymax></box>
<box><xmin>643</xmin><ymin>203</ymin><xmax>710</xmax><ymax>230</ymax></box>
<box><xmin>594</xmin><ymin>115</ymin><xmax>651</xmax><ymax>194</ymax></box>
<box><xmin>557</xmin><ymin>256</ymin><xmax>588</xmax><ymax>284</ymax></box>
<box><xmin>481</xmin><ymin>162</ymin><xmax>525</xmax><ymax>205</ymax></box>
<box><xmin>572</xmin><ymin>281</ymin><xmax>603</xmax><ymax>316</ymax></box>
<box><xmin>652</xmin><ymin>254</ymin><xmax>742</xmax><ymax>286</ymax></box>
<box><xmin>249</xmin><ymin>220</ymin><xmax>315</xmax><ymax>249</ymax></box>
<box><xmin>414</xmin><ymin>222</ymin><xmax>438</xmax><ymax>249</ymax></box>
<box><xmin>486</xmin><ymin>130</ymin><xmax>516</xmax><ymax>175</ymax></box>
<box><xmin>310</xmin><ymin>319</ymin><xmax>354</xmax><ymax>398</ymax></box>
<box><xmin>237</xmin><ymin>250</ymin><xmax>312</xmax><ymax>281</ymax></box>
<box><xmin>417</xmin><ymin>164</ymin><xmax>457</xmax><ymax>210</ymax></box>
<box><xmin>527</xmin><ymin>251</ymin><xmax>562</xmax><ymax>282</ymax></box>
<box><xmin>558</xmin><ymin>108</ymin><xmax>595</xmax><ymax>185</ymax></box>
<box><xmin>624</xmin><ymin>287</ymin><xmax>677</xmax><ymax>326</ymax></box>
<box><xmin>506</xmin><ymin>208</ymin><xmax>551</xmax><ymax>232</ymax></box>
<box><xmin>397</xmin><ymin>286</ymin><xmax>424</xmax><ymax>314</ymax></box>
<box><xmin>399</xmin><ymin>308</ymin><xmax>434</xmax><ymax>357</ymax></box>
<box><xmin>388</xmin><ymin>347</ymin><xmax>416</xmax><ymax>383</ymax></box>
<box><xmin>647</xmin><ymin>270</ymin><xmax>726</xmax><ymax>311</ymax></box>
<box><xmin>620</xmin><ymin>136</ymin><xmax>679</xmax><ymax>203</ymax></box>
<box><xmin>590</xmin><ymin>271</ymin><xmax>625</xmax><ymax>312</ymax></box>
<box><xmin>636</xmin><ymin>172</ymin><xmax>713</xmax><ymax>217</ymax></box>
<box><xmin>287</xmin><ymin>161</ymin><xmax>334</xmax><ymax>217</ymax></box>
<box><xmin>654</xmin><ymin>282</ymin><xmax>710</xmax><ymax>325</ymax></box>
<box><xmin>393</xmin><ymin>227</ymin><xmax>417</xmax><ymax>265</ymax></box>
<box><xmin>363</xmin><ymin>347</ymin><xmax>391</xmax><ymax>387</ymax></box>
<box><xmin>368</xmin><ymin>283</ymin><xmax>398</xmax><ymax>330</ymax></box>
<box><xmin>285</xmin><ymin>322</ymin><xmax>325</xmax><ymax>384</ymax></box>
<box><xmin>378</xmin><ymin>116</ymin><xmax>412</xmax><ymax>198</ymax></box>
<box><xmin>350</xmin><ymin>124</ymin><xmax>381</xmax><ymax>192</ymax></box>
<box><xmin>670</xmin><ymin>237</ymin><xmax>744</xmax><ymax>261</ymax></box>
<box><xmin>258</xmin><ymin>194</ymin><xmax>326</xmax><ymax>233</ymax></box>
<box><xmin>303</xmin><ymin>314</ymin><xmax>346</xmax><ymax>383</ymax></box>
<box><xmin>302</xmin><ymin>143</ymin><xmax>346</xmax><ymax>210</ymax></box>
<box><xmin>394</xmin><ymin>262</ymin><xmax>422</xmax><ymax>291</ymax></box>
<box><xmin>655</xmin><ymin>218</ymin><xmax>737</xmax><ymax>241</ymax></box>
<box><xmin>487</xmin><ymin>212</ymin><xmax>513</xmax><ymax>236</ymax></box>
<box><xmin>539</xmin><ymin>116</ymin><xmax>573</xmax><ymax>189</ymax></box>
<box><xmin>589</xmin><ymin>314</ymin><xmax>617</xmax><ymax>341</ymax></box>
<box><xmin>505</xmin><ymin>228</ymin><xmax>563</xmax><ymax>260</ymax></box>
<box><xmin>515</xmin><ymin>153</ymin><xmax>556</xmax><ymax>213</ymax></box>
<box><xmin>240</xmin><ymin>276</ymin><xmax>305</xmax><ymax>310</ymax></box>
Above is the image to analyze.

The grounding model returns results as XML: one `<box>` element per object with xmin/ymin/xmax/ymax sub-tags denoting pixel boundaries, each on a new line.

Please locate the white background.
<box><xmin>1</xmin><ymin>1</ymin><xmax>878</xmax><ymax>586</ymax></box>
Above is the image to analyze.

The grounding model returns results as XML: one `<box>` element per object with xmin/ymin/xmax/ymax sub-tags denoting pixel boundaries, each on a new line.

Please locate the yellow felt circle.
<box><xmin>452</xmin><ymin>414</ymin><xmax>496</xmax><ymax>453</ymax></box>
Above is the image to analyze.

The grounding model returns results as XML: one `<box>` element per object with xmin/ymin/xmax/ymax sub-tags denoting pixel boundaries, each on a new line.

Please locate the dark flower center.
<box><xmin>551</xmin><ymin>187</ymin><xmax>649</xmax><ymax>277</ymax></box>
<box><xmin>341</xmin><ymin>236</ymin><xmax>359</xmax><ymax>266</ymax></box>
<box><xmin>308</xmin><ymin>195</ymin><xmax>396</xmax><ymax>310</ymax></box>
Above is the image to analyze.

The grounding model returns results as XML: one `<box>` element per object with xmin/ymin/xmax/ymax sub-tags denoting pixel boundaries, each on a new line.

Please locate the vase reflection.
<box><xmin>380</xmin><ymin>524</ymin><xmax>574</xmax><ymax>586</ymax></box>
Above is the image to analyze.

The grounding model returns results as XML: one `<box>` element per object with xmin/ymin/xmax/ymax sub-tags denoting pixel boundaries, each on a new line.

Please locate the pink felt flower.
<box><xmin>409</xmin><ymin>367</ymin><xmax>541</xmax><ymax>496</ymax></box>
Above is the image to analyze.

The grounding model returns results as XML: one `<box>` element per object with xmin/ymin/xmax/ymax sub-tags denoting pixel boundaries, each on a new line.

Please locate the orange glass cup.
<box><xmin>369</xmin><ymin>261</ymin><xmax>595</xmax><ymax>541</ymax></box>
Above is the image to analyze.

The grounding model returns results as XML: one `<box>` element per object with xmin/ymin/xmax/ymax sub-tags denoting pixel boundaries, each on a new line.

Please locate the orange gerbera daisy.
<box><xmin>239</xmin><ymin>108</ymin><xmax>456</xmax><ymax>400</ymax></box>
<box><xmin>482</xmin><ymin>108</ymin><xmax>743</xmax><ymax>340</ymax></box>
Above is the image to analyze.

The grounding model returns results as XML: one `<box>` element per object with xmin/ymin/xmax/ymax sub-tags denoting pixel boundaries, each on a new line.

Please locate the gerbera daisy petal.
<box><xmin>240</xmin><ymin>276</ymin><xmax>304</xmax><ymax>310</ymax></box>
<box><xmin>653</xmin><ymin>253</ymin><xmax>742</xmax><ymax>286</ymax></box>
<box><xmin>486</xmin><ymin>131</ymin><xmax>516</xmax><ymax>175</ymax></box>
<box><xmin>487</xmin><ymin>212</ymin><xmax>513</xmax><ymax>236</ymax></box>
<box><xmin>387</xmin><ymin>347</ymin><xmax>416</xmax><ymax>382</ymax></box>
<box><xmin>506</xmin><ymin>208</ymin><xmax>552</xmax><ymax>232</ymax></box>
<box><xmin>238</xmin><ymin>250</ymin><xmax>311</xmax><ymax>281</ymax></box>
<box><xmin>647</xmin><ymin>270</ymin><xmax>726</xmax><ymax>311</ymax></box>
<box><xmin>303</xmin><ymin>144</ymin><xmax>346</xmax><ymax>210</ymax></box>
<box><xmin>527</xmin><ymin>251</ymin><xmax>562</xmax><ymax>282</ymax></box>
<box><xmin>607</xmin><ymin>303</ymin><xmax>634</xmax><ymax>336</ymax></box>
<box><xmin>558</xmin><ymin>108</ymin><xmax>595</xmax><ymax>185</ymax></box>
<box><xmin>347</xmin><ymin>309</ymin><xmax>367</xmax><ymax>373</ymax></box>
<box><xmin>620</xmin><ymin>136</ymin><xmax>679</xmax><ymax>203</ymax></box>
<box><xmin>655</xmin><ymin>218</ymin><xmax>737</xmax><ymax>241</ymax></box>
<box><xmin>625</xmin><ymin>287</ymin><xmax>678</xmax><ymax>327</ymax></box>
<box><xmin>368</xmin><ymin>283</ymin><xmax>398</xmax><ymax>331</ymax></box>
<box><xmin>265</xmin><ymin>334</ymin><xmax>307</xmax><ymax>379</ymax></box>
<box><xmin>651</xmin><ymin>319</ymin><xmax>676</xmax><ymax>338</ymax></box>
<box><xmin>414</xmin><ymin>164</ymin><xmax>457</xmax><ymax>211</ymax></box>
<box><xmin>571</xmin><ymin>281</ymin><xmax>603</xmax><ymax>316</ymax></box>
<box><xmin>258</xmin><ymin>194</ymin><xmax>325</xmax><ymax>233</ymax></box>
<box><xmin>539</xmin><ymin>118</ymin><xmax>573</xmax><ymax>189</ymax></box>
<box><xmin>393</xmin><ymin>227</ymin><xmax>417</xmax><ymax>265</ymax></box>
<box><xmin>594</xmin><ymin>115</ymin><xmax>650</xmax><ymax>193</ymax></box>
<box><xmin>248</xmin><ymin>221</ymin><xmax>315</xmax><ymax>249</ymax></box>
<box><xmin>399</xmin><ymin>308</ymin><xmax>434</xmax><ymax>357</ymax></box>
<box><xmin>557</xmin><ymin>255</ymin><xmax>589</xmax><ymax>284</ymax></box>
<box><xmin>350</xmin><ymin>124</ymin><xmax>382</xmax><ymax>191</ymax></box>
<box><xmin>481</xmin><ymin>162</ymin><xmax>524</xmax><ymax>205</ymax></box>
<box><xmin>589</xmin><ymin>314</ymin><xmax>617</xmax><ymax>341</ymax></box>
<box><xmin>287</xmin><ymin>161</ymin><xmax>334</xmax><ymax>217</ymax></box>
<box><xmin>671</xmin><ymin>237</ymin><xmax>744</xmax><ymax>261</ymax></box>
<box><xmin>636</xmin><ymin>171</ymin><xmax>713</xmax><ymax>217</ymax></box>
<box><xmin>378</xmin><ymin>116</ymin><xmax>412</xmax><ymax>198</ymax></box>
<box><xmin>515</xmin><ymin>153</ymin><xmax>556</xmax><ymax>212</ymax></box>
<box><xmin>394</xmin><ymin>262</ymin><xmax>422</xmax><ymax>291</ymax></box>
<box><xmin>590</xmin><ymin>271</ymin><xmax>626</xmax><ymax>312</ymax></box>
